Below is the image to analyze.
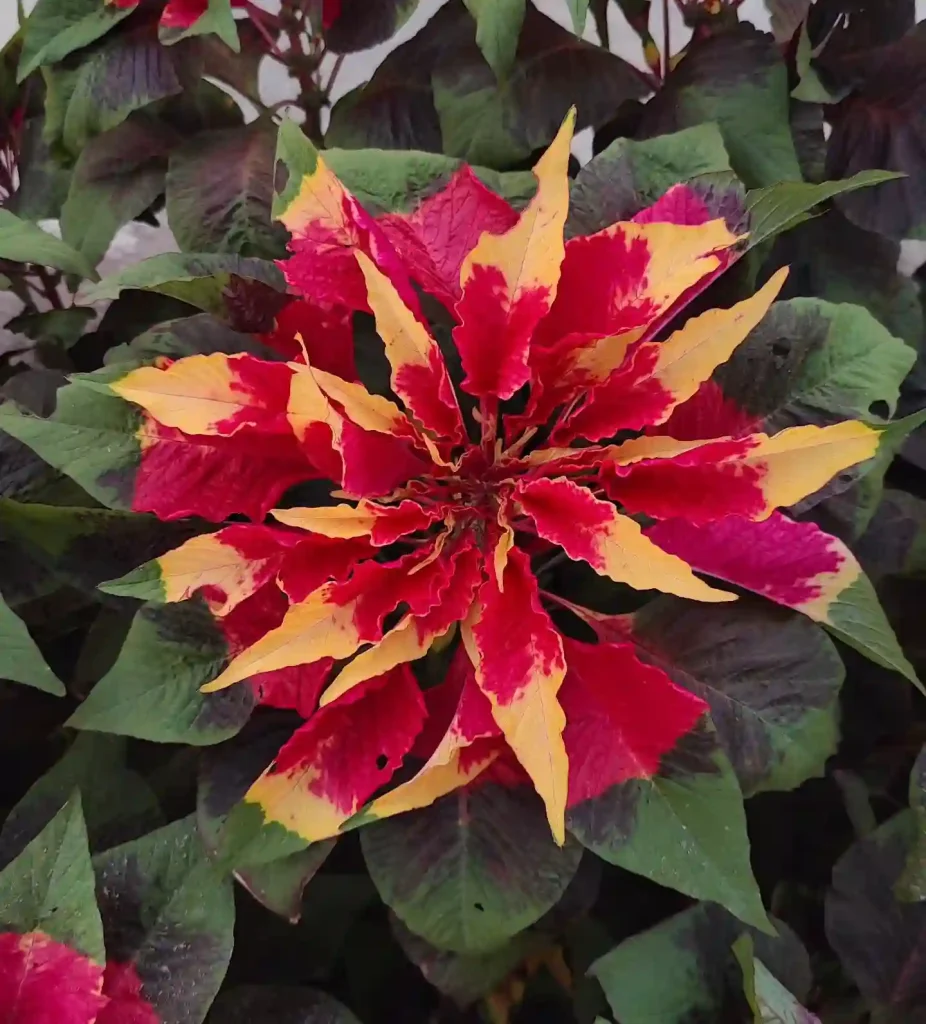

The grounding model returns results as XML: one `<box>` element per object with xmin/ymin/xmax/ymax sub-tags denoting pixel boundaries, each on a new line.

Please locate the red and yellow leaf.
<box><xmin>551</xmin><ymin>268</ymin><xmax>788</xmax><ymax>443</ymax></box>
<box><xmin>205</xmin><ymin>544</ymin><xmax>454</xmax><ymax>691</ymax></box>
<box><xmin>109</xmin><ymin>354</ymin><xmax>293</xmax><ymax>438</ymax></box>
<box><xmin>644</xmin><ymin>512</ymin><xmax>917</xmax><ymax>684</ymax></box>
<box><xmin>365</xmin><ymin>648</ymin><xmax>503</xmax><ymax>822</ymax></box>
<box><xmin>516</xmin><ymin>476</ymin><xmax>735</xmax><ymax>603</ymax></box>
<box><xmin>461</xmin><ymin>546</ymin><xmax>569</xmax><ymax>844</ymax></box>
<box><xmin>646</xmin><ymin>511</ymin><xmax>862</xmax><ymax>621</ymax></box>
<box><xmin>244</xmin><ymin>666</ymin><xmax>426</xmax><ymax>841</ymax></box>
<box><xmin>0</xmin><ymin>931</ymin><xmax>106</xmax><ymax>1024</ymax></box>
<box><xmin>260</xmin><ymin>299</ymin><xmax>356</xmax><ymax>380</ymax></box>
<box><xmin>277</xmin><ymin>143</ymin><xmax>420</xmax><ymax>316</ymax></box>
<box><xmin>355</xmin><ymin>250</ymin><xmax>466</xmax><ymax>443</ymax></box>
<box><xmin>286</xmin><ymin>363</ymin><xmax>430</xmax><ymax>495</ymax></box>
<box><xmin>560</xmin><ymin>638</ymin><xmax>707</xmax><ymax>806</ymax></box>
<box><xmin>319</xmin><ymin>538</ymin><xmax>483</xmax><ymax>705</ymax></box>
<box><xmin>272</xmin><ymin>499</ymin><xmax>439</xmax><ymax>545</ymax></box>
<box><xmin>604</xmin><ymin>421</ymin><xmax>880</xmax><ymax>522</ymax></box>
<box><xmin>531</xmin><ymin>216</ymin><xmax>741</xmax><ymax>352</ymax></box>
<box><xmin>453</xmin><ymin>111</ymin><xmax>575</xmax><ymax>400</ymax></box>
<box><xmin>101</xmin><ymin>524</ymin><xmax>304</xmax><ymax>616</ymax></box>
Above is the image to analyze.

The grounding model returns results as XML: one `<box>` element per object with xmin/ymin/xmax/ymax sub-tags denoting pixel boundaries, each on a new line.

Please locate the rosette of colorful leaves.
<box><xmin>82</xmin><ymin>108</ymin><xmax>917</xmax><ymax>888</ymax></box>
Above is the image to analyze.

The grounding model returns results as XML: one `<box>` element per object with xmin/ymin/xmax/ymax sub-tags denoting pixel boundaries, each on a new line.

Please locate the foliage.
<box><xmin>0</xmin><ymin>0</ymin><xmax>925</xmax><ymax>1021</ymax></box>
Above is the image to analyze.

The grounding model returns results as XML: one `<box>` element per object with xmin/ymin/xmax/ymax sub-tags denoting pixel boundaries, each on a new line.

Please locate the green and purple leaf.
<box><xmin>591</xmin><ymin>903</ymin><xmax>811</xmax><ymax>1024</ymax></box>
<box><xmin>93</xmin><ymin>816</ymin><xmax>235</xmax><ymax>1023</ymax></box>
<box><xmin>361</xmin><ymin>783</ymin><xmax>583</xmax><ymax>954</ymax></box>
<box><xmin>197</xmin><ymin>715</ymin><xmax>335</xmax><ymax>922</ymax></box>
<box><xmin>626</xmin><ymin>596</ymin><xmax>845</xmax><ymax>796</ymax></box>
<box><xmin>567</xmin><ymin>718</ymin><xmax>770</xmax><ymax>931</ymax></box>
<box><xmin>0</xmin><ymin>734</ymin><xmax>161</xmax><ymax>870</ymax></box>
<box><xmin>0</xmin><ymin>796</ymin><xmax>105</xmax><ymax>962</ymax></box>
<box><xmin>67</xmin><ymin>599</ymin><xmax>254</xmax><ymax>744</ymax></box>
<box><xmin>0</xmin><ymin>590</ymin><xmax>64</xmax><ymax>695</ymax></box>
<box><xmin>206</xmin><ymin>985</ymin><xmax>361</xmax><ymax>1023</ymax></box>
<box><xmin>826</xmin><ymin>809</ymin><xmax>926</xmax><ymax>1020</ymax></box>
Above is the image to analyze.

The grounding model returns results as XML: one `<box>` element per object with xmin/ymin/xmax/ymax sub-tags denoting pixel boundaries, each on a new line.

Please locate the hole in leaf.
<box><xmin>376</xmin><ymin>754</ymin><xmax>388</xmax><ymax>770</ymax></box>
<box><xmin>474</xmin><ymin>902</ymin><xmax>485</xmax><ymax>912</ymax></box>
<box><xmin>869</xmin><ymin>400</ymin><xmax>890</xmax><ymax>420</ymax></box>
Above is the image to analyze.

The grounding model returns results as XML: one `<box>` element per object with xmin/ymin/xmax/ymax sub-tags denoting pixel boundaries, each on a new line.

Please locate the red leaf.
<box><xmin>277</xmin><ymin>534</ymin><xmax>375</xmax><ymax>603</ymax></box>
<box><xmin>631</xmin><ymin>183</ymin><xmax>713</xmax><ymax>226</ymax></box>
<box><xmin>650</xmin><ymin>378</ymin><xmax>760</xmax><ymax>441</ymax></box>
<box><xmin>645</xmin><ymin>512</ymin><xmax>854</xmax><ymax>616</ymax></box>
<box><xmin>259</xmin><ymin>299</ymin><xmax>357</xmax><ymax>381</ymax></box>
<box><xmin>97</xmin><ymin>961</ymin><xmax>159</xmax><ymax>1024</ymax></box>
<box><xmin>0</xmin><ymin>931</ymin><xmax>106</xmax><ymax>1024</ymax></box>
<box><xmin>560</xmin><ymin>638</ymin><xmax>707</xmax><ymax>806</ymax></box>
<box><xmin>378</xmin><ymin>166</ymin><xmax>519</xmax><ymax>311</ymax></box>
<box><xmin>133</xmin><ymin>417</ymin><xmax>316</xmax><ymax>523</ymax></box>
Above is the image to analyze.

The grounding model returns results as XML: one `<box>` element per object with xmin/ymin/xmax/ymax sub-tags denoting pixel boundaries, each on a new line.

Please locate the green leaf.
<box><xmin>325</xmin><ymin>146</ymin><xmax>537</xmax><ymax>213</ymax></box>
<box><xmin>0</xmin><ymin>734</ymin><xmax>162</xmax><ymax>868</ymax></box>
<box><xmin>0</xmin><ymin>795</ymin><xmax>104</xmax><ymax>961</ymax></box>
<box><xmin>57</xmin><ymin>25</ymin><xmax>185</xmax><ymax>156</ymax></box>
<box><xmin>61</xmin><ymin>114</ymin><xmax>175</xmax><ymax>269</ymax></box>
<box><xmin>5</xmin><ymin>307</ymin><xmax>94</xmax><ymax>348</ymax></box>
<box><xmin>391</xmin><ymin>915</ymin><xmax>548</xmax><ymax>1007</ymax></box>
<box><xmin>18</xmin><ymin>0</ymin><xmax>133</xmax><ymax>81</ymax></box>
<box><xmin>0</xmin><ymin>208</ymin><xmax>96</xmax><ymax>278</ymax></box>
<box><xmin>0</xmin><ymin>498</ymin><xmax>197</xmax><ymax>595</ymax></box>
<box><xmin>640</xmin><ymin>22</ymin><xmax>801</xmax><ymax>189</ymax></box>
<box><xmin>733</xmin><ymin>934</ymin><xmax>821</xmax><ymax>1023</ymax></box>
<box><xmin>197</xmin><ymin>717</ymin><xmax>335</xmax><ymax>921</ymax></box>
<box><xmin>161</xmin><ymin>0</ymin><xmax>239</xmax><ymax>51</ymax></box>
<box><xmin>826</xmin><ymin>810</ymin><xmax>926</xmax><ymax>1020</ymax></box>
<box><xmin>433</xmin><ymin>5</ymin><xmax>644</xmax><ymax>167</ymax></box>
<box><xmin>94</xmin><ymin>816</ymin><xmax>235</xmax><ymax>1021</ymax></box>
<box><xmin>104</xmin><ymin>312</ymin><xmax>279</xmax><ymax>366</ymax></box>
<box><xmin>280</xmin><ymin>118</ymin><xmax>535</xmax><ymax>219</ymax></box>
<box><xmin>566</xmin><ymin>0</ymin><xmax>590</xmax><ymax>33</ymax></box>
<box><xmin>326</xmin><ymin>2</ymin><xmax>643</xmax><ymax>166</ymax></box>
<box><xmin>462</xmin><ymin>0</ymin><xmax>526</xmax><ymax>80</ymax></box>
<box><xmin>361</xmin><ymin>784</ymin><xmax>583</xmax><ymax>953</ymax></box>
<box><xmin>630</xmin><ymin>596</ymin><xmax>844</xmax><ymax>796</ymax></box>
<box><xmin>0</xmin><ymin>376</ymin><xmax>143</xmax><ymax>511</ymax></box>
<box><xmin>746</xmin><ymin>170</ymin><xmax>905</xmax><ymax>250</ymax></box>
<box><xmin>567</xmin><ymin>721</ymin><xmax>770</xmax><ymax>931</ymax></box>
<box><xmin>207</xmin><ymin>986</ymin><xmax>362</xmax><ymax>1023</ymax></box>
<box><xmin>0</xmin><ymin>590</ymin><xmax>63</xmax><ymax>695</ymax></box>
<box><xmin>77</xmin><ymin>252</ymin><xmax>285</xmax><ymax>316</ymax></box>
<box><xmin>167</xmin><ymin>120</ymin><xmax>286</xmax><ymax>258</ymax></box>
<box><xmin>67</xmin><ymin>599</ymin><xmax>253</xmax><ymax>744</ymax></box>
<box><xmin>719</xmin><ymin>298</ymin><xmax>916</xmax><ymax>428</ymax></box>
<box><xmin>591</xmin><ymin>904</ymin><xmax>811</xmax><ymax>1024</ymax></box>
<box><xmin>567</xmin><ymin>122</ymin><xmax>740</xmax><ymax>236</ymax></box>
<box><xmin>824</xmin><ymin>563</ymin><xmax>921</xmax><ymax>690</ymax></box>
<box><xmin>898</xmin><ymin>747</ymin><xmax>926</xmax><ymax>902</ymax></box>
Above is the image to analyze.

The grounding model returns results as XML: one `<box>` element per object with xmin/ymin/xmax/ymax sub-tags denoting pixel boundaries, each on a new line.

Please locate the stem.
<box><xmin>662</xmin><ymin>0</ymin><xmax>671</xmax><ymax>78</ymax></box>
<box><xmin>326</xmin><ymin>53</ymin><xmax>344</xmax><ymax>94</ymax></box>
<box><xmin>34</xmin><ymin>266</ymin><xmax>63</xmax><ymax>310</ymax></box>
<box><xmin>248</xmin><ymin>7</ymin><xmax>287</xmax><ymax>61</ymax></box>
